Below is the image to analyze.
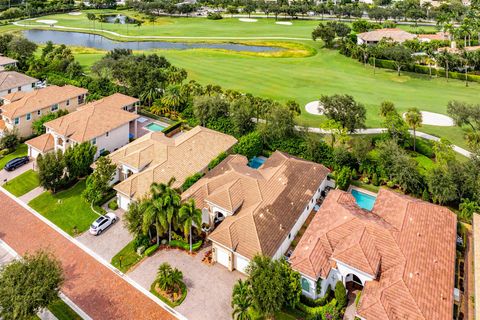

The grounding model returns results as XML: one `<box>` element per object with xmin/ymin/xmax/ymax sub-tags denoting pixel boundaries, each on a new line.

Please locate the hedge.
<box><xmin>368</xmin><ymin>58</ymin><xmax>480</xmax><ymax>83</ymax></box>
<box><xmin>296</xmin><ymin>298</ymin><xmax>337</xmax><ymax>316</ymax></box>
<box><xmin>181</xmin><ymin>172</ymin><xmax>204</xmax><ymax>192</ymax></box>
<box><xmin>145</xmin><ymin>244</ymin><xmax>159</xmax><ymax>257</ymax></box>
<box><xmin>300</xmin><ymin>287</ymin><xmax>332</xmax><ymax>307</ymax></box>
<box><xmin>169</xmin><ymin>239</ymin><xmax>203</xmax><ymax>251</ymax></box>
<box><xmin>162</xmin><ymin>121</ymin><xmax>183</xmax><ymax>135</ymax></box>
<box><xmin>208</xmin><ymin>152</ymin><xmax>228</xmax><ymax>170</ymax></box>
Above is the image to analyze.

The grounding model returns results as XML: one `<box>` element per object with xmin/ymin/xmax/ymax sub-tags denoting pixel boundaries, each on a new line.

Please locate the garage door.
<box><xmin>216</xmin><ymin>246</ymin><xmax>230</xmax><ymax>269</ymax></box>
<box><xmin>118</xmin><ymin>195</ymin><xmax>131</xmax><ymax>211</ymax></box>
<box><xmin>234</xmin><ymin>254</ymin><xmax>249</xmax><ymax>274</ymax></box>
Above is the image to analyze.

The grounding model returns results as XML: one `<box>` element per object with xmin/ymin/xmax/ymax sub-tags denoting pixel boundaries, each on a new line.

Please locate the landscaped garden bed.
<box><xmin>28</xmin><ymin>180</ymin><xmax>100</xmax><ymax>236</ymax></box>
<box><xmin>149</xmin><ymin>263</ymin><xmax>187</xmax><ymax>308</ymax></box>
<box><xmin>2</xmin><ymin>169</ymin><xmax>39</xmax><ymax>197</ymax></box>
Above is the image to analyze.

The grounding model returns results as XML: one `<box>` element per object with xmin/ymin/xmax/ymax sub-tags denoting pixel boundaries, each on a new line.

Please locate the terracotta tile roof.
<box><xmin>418</xmin><ymin>32</ymin><xmax>449</xmax><ymax>41</ymax></box>
<box><xmin>182</xmin><ymin>151</ymin><xmax>330</xmax><ymax>259</ymax></box>
<box><xmin>0</xmin><ymin>56</ymin><xmax>17</xmax><ymax>66</ymax></box>
<box><xmin>0</xmin><ymin>71</ymin><xmax>37</xmax><ymax>93</ymax></box>
<box><xmin>78</xmin><ymin>93</ymin><xmax>138</xmax><ymax>111</ymax></box>
<box><xmin>0</xmin><ymin>119</ymin><xmax>5</xmax><ymax>130</ymax></box>
<box><xmin>289</xmin><ymin>188</ymin><xmax>457</xmax><ymax>320</ymax></box>
<box><xmin>358</xmin><ymin>28</ymin><xmax>417</xmax><ymax>43</ymax></box>
<box><xmin>1</xmin><ymin>85</ymin><xmax>87</xmax><ymax>119</ymax></box>
<box><xmin>45</xmin><ymin>93</ymin><xmax>139</xmax><ymax>143</ymax></box>
<box><xmin>25</xmin><ymin>133</ymin><xmax>55</xmax><ymax>153</ymax></box>
<box><xmin>112</xmin><ymin>126</ymin><xmax>237</xmax><ymax>199</ymax></box>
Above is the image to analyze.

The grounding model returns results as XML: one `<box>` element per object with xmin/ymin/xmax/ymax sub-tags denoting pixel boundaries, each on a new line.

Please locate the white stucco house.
<box><xmin>0</xmin><ymin>71</ymin><xmax>38</xmax><ymax>98</ymax></box>
<box><xmin>26</xmin><ymin>93</ymin><xmax>139</xmax><ymax>160</ymax></box>
<box><xmin>182</xmin><ymin>151</ymin><xmax>333</xmax><ymax>274</ymax></box>
<box><xmin>289</xmin><ymin>188</ymin><xmax>457</xmax><ymax>320</ymax></box>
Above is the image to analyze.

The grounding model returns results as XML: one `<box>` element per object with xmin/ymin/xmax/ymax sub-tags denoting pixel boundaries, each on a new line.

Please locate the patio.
<box><xmin>128</xmin><ymin>246</ymin><xmax>244</xmax><ymax>320</ymax></box>
<box><xmin>135</xmin><ymin>116</ymin><xmax>172</xmax><ymax>138</ymax></box>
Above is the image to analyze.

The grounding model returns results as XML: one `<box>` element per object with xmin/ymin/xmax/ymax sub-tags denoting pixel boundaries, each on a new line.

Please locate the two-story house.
<box><xmin>0</xmin><ymin>85</ymin><xmax>88</xmax><ymax>138</ymax></box>
<box><xmin>26</xmin><ymin>93</ymin><xmax>140</xmax><ymax>160</ymax></box>
<box><xmin>0</xmin><ymin>56</ymin><xmax>18</xmax><ymax>69</ymax></box>
<box><xmin>181</xmin><ymin>151</ymin><xmax>332</xmax><ymax>274</ymax></box>
<box><xmin>0</xmin><ymin>71</ymin><xmax>38</xmax><ymax>98</ymax></box>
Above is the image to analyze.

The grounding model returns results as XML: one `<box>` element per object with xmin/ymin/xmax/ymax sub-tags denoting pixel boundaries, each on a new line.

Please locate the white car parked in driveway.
<box><xmin>89</xmin><ymin>212</ymin><xmax>118</xmax><ymax>236</ymax></box>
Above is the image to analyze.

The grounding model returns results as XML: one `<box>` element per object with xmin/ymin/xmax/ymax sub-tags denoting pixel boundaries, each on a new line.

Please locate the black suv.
<box><xmin>4</xmin><ymin>156</ymin><xmax>29</xmax><ymax>171</ymax></box>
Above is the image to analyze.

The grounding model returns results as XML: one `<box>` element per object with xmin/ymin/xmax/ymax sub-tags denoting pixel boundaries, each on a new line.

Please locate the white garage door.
<box><xmin>234</xmin><ymin>254</ymin><xmax>250</xmax><ymax>274</ymax></box>
<box><xmin>118</xmin><ymin>195</ymin><xmax>131</xmax><ymax>211</ymax></box>
<box><xmin>216</xmin><ymin>246</ymin><xmax>230</xmax><ymax>268</ymax></box>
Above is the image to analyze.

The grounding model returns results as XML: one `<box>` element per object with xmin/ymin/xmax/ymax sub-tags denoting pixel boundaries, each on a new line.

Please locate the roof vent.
<box><xmin>409</xmin><ymin>272</ymin><xmax>413</xmax><ymax>278</ymax></box>
<box><xmin>280</xmin><ymin>224</ymin><xmax>284</xmax><ymax>230</ymax></box>
<box><xmin>417</xmin><ymin>232</ymin><xmax>421</xmax><ymax>237</ymax></box>
<box><xmin>291</xmin><ymin>202</ymin><xmax>294</xmax><ymax>206</ymax></box>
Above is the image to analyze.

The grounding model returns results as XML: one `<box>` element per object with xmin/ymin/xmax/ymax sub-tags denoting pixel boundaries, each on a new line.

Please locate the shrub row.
<box><xmin>369</xmin><ymin>58</ymin><xmax>480</xmax><ymax>83</ymax></box>
<box><xmin>169</xmin><ymin>239</ymin><xmax>203</xmax><ymax>251</ymax></box>
<box><xmin>162</xmin><ymin>121</ymin><xmax>183</xmax><ymax>135</ymax></box>
<box><xmin>296</xmin><ymin>298</ymin><xmax>337</xmax><ymax>316</ymax></box>
<box><xmin>181</xmin><ymin>172</ymin><xmax>204</xmax><ymax>192</ymax></box>
<box><xmin>300</xmin><ymin>286</ymin><xmax>332</xmax><ymax>307</ymax></box>
<box><xmin>145</xmin><ymin>244</ymin><xmax>159</xmax><ymax>257</ymax></box>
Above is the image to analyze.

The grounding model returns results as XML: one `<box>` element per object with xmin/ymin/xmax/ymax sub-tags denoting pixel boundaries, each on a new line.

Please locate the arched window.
<box><xmin>301</xmin><ymin>278</ymin><xmax>310</xmax><ymax>292</ymax></box>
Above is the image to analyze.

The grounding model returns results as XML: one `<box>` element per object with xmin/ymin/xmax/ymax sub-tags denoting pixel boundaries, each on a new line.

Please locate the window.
<box><xmin>66</xmin><ymin>99</ymin><xmax>70</xmax><ymax>106</ymax></box>
<box><xmin>51</xmin><ymin>104</ymin><xmax>59</xmax><ymax>112</ymax></box>
<box><xmin>99</xmin><ymin>148</ymin><xmax>105</xmax><ymax>155</ymax></box>
<box><xmin>7</xmin><ymin>89</ymin><xmax>11</xmax><ymax>94</ymax></box>
<box><xmin>301</xmin><ymin>278</ymin><xmax>310</xmax><ymax>292</ymax></box>
<box><xmin>32</xmin><ymin>83</ymin><xmax>35</xmax><ymax>88</ymax></box>
<box><xmin>17</xmin><ymin>86</ymin><xmax>21</xmax><ymax>91</ymax></box>
<box><xmin>91</xmin><ymin>138</ymin><xmax>96</xmax><ymax>145</ymax></box>
<box><xmin>14</xmin><ymin>117</ymin><xmax>19</xmax><ymax>125</ymax></box>
<box><xmin>37</xmin><ymin>110</ymin><xmax>41</xmax><ymax>116</ymax></box>
<box><xmin>78</xmin><ymin>95</ymin><xmax>85</xmax><ymax>104</ymax></box>
<box><xmin>26</xmin><ymin>113</ymin><xmax>31</xmax><ymax>121</ymax></box>
<box><xmin>106</xmin><ymin>131</ymin><xmax>109</xmax><ymax>137</ymax></box>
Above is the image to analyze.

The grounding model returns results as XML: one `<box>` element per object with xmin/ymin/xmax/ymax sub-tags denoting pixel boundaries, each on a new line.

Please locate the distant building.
<box><xmin>0</xmin><ymin>71</ymin><xmax>38</xmax><ymax>98</ymax></box>
<box><xmin>357</xmin><ymin>28</ymin><xmax>417</xmax><ymax>45</ymax></box>
<box><xmin>0</xmin><ymin>55</ymin><xmax>17</xmax><ymax>69</ymax></box>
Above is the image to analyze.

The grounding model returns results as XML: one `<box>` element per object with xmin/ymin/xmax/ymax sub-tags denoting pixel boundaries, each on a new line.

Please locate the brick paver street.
<box><xmin>0</xmin><ymin>191</ymin><xmax>177</xmax><ymax>320</ymax></box>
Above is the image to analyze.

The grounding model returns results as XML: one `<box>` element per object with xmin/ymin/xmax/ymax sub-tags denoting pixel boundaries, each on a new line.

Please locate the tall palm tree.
<box><xmin>143</xmin><ymin>193</ymin><xmax>168</xmax><ymax>245</ymax></box>
<box><xmin>405</xmin><ymin>108</ymin><xmax>422</xmax><ymax>152</ymax></box>
<box><xmin>231</xmin><ymin>279</ymin><xmax>253</xmax><ymax>320</ymax></box>
<box><xmin>161</xmin><ymin>85</ymin><xmax>183</xmax><ymax>112</ymax></box>
<box><xmin>150</xmin><ymin>178</ymin><xmax>180</xmax><ymax>243</ymax></box>
<box><xmin>178</xmin><ymin>199</ymin><xmax>202</xmax><ymax>253</ymax></box>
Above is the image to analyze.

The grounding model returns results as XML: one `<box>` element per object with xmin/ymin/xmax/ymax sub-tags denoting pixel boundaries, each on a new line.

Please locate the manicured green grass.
<box><xmin>2</xmin><ymin>169</ymin><xmax>39</xmax><ymax>197</ymax></box>
<box><xmin>250</xmin><ymin>307</ymin><xmax>303</xmax><ymax>320</ymax></box>
<box><xmin>48</xmin><ymin>299</ymin><xmax>82</xmax><ymax>320</ymax></box>
<box><xmin>351</xmin><ymin>180</ymin><xmax>380</xmax><ymax>193</ymax></box>
<box><xmin>28</xmin><ymin>180</ymin><xmax>99</xmax><ymax>236</ymax></box>
<box><xmin>111</xmin><ymin>240</ymin><xmax>142</xmax><ymax>273</ymax></box>
<box><xmin>0</xmin><ymin>144</ymin><xmax>28</xmax><ymax>170</ymax></box>
<box><xmin>411</xmin><ymin>152</ymin><xmax>435</xmax><ymax>175</ymax></box>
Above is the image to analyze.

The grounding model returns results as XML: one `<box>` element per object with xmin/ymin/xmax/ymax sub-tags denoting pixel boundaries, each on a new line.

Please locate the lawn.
<box><xmin>3</xmin><ymin>12</ymin><xmax>476</xmax><ymax>149</ymax></box>
<box><xmin>2</xmin><ymin>169</ymin><xmax>39</xmax><ymax>197</ymax></box>
<box><xmin>0</xmin><ymin>144</ymin><xmax>28</xmax><ymax>170</ymax></box>
<box><xmin>48</xmin><ymin>299</ymin><xmax>82</xmax><ymax>320</ymax></box>
<box><xmin>28</xmin><ymin>180</ymin><xmax>99</xmax><ymax>236</ymax></box>
<box><xmin>111</xmin><ymin>240</ymin><xmax>143</xmax><ymax>273</ymax></box>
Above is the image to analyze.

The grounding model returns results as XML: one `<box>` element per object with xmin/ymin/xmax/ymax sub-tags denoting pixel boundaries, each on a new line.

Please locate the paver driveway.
<box><xmin>76</xmin><ymin>209</ymin><xmax>132</xmax><ymax>262</ymax></box>
<box><xmin>129</xmin><ymin>247</ymin><xmax>245</xmax><ymax>320</ymax></box>
<box><xmin>0</xmin><ymin>190</ymin><xmax>177</xmax><ymax>320</ymax></box>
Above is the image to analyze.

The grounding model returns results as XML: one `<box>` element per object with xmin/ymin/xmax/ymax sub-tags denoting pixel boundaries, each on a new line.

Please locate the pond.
<box><xmin>99</xmin><ymin>14</ymin><xmax>139</xmax><ymax>25</ymax></box>
<box><xmin>22</xmin><ymin>30</ymin><xmax>279</xmax><ymax>52</ymax></box>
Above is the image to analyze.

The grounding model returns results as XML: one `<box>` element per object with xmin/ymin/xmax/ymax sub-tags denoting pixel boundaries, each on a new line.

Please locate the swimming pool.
<box><xmin>248</xmin><ymin>156</ymin><xmax>266</xmax><ymax>169</ymax></box>
<box><xmin>351</xmin><ymin>189</ymin><xmax>377</xmax><ymax>211</ymax></box>
<box><xmin>145</xmin><ymin>123</ymin><xmax>166</xmax><ymax>132</ymax></box>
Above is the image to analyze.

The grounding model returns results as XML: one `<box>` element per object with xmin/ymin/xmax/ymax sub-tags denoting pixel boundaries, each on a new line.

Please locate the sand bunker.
<box><xmin>403</xmin><ymin>111</ymin><xmax>454</xmax><ymax>126</ymax></box>
<box><xmin>275</xmin><ymin>21</ymin><xmax>292</xmax><ymax>25</ymax></box>
<box><xmin>68</xmin><ymin>12</ymin><xmax>82</xmax><ymax>16</ymax></box>
<box><xmin>305</xmin><ymin>101</ymin><xmax>324</xmax><ymax>115</ymax></box>
<box><xmin>239</xmin><ymin>18</ymin><xmax>258</xmax><ymax>22</ymax></box>
<box><xmin>36</xmin><ymin>20</ymin><xmax>58</xmax><ymax>24</ymax></box>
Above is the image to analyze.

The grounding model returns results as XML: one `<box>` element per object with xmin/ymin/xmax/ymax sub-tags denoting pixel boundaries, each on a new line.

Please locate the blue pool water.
<box><xmin>248</xmin><ymin>156</ymin><xmax>266</xmax><ymax>169</ymax></box>
<box><xmin>351</xmin><ymin>189</ymin><xmax>377</xmax><ymax>211</ymax></box>
<box><xmin>145</xmin><ymin>123</ymin><xmax>166</xmax><ymax>132</ymax></box>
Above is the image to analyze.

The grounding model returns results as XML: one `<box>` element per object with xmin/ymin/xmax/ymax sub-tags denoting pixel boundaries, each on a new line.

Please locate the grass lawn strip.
<box><xmin>110</xmin><ymin>240</ymin><xmax>143</xmax><ymax>273</ymax></box>
<box><xmin>28</xmin><ymin>180</ymin><xmax>99</xmax><ymax>236</ymax></box>
<box><xmin>48</xmin><ymin>299</ymin><xmax>82</xmax><ymax>320</ymax></box>
<box><xmin>2</xmin><ymin>169</ymin><xmax>40</xmax><ymax>197</ymax></box>
<box><xmin>0</xmin><ymin>144</ymin><xmax>27</xmax><ymax>170</ymax></box>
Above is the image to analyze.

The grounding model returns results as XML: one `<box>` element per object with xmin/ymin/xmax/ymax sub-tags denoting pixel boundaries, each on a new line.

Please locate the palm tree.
<box><xmin>143</xmin><ymin>190</ymin><xmax>169</xmax><ymax>245</ymax></box>
<box><xmin>140</xmin><ymin>87</ymin><xmax>159</xmax><ymax>107</ymax></box>
<box><xmin>178</xmin><ymin>199</ymin><xmax>202</xmax><ymax>253</ymax></box>
<box><xmin>153</xmin><ymin>178</ymin><xmax>181</xmax><ymax>243</ymax></box>
<box><xmin>161</xmin><ymin>85</ymin><xmax>183</xmax><ymax>112</ymax></box>
<box><xmin>231</xmin><ymin>279</ymin><xmax>253</xmax><ymax>320</ymax></box>
<box><xmin>87</xmin><ymin>13</ymin><xmax>96</xmax><ymax>30</ymax></box>
<box><xmin>156</xmin><ymin>262</ymin><xmax>184</xmax><ymax>294</ymax></box>
<box><xmin>405</xmin><ymin>108</ymin><xmax>422</xmax><ymax>151</ymax></box>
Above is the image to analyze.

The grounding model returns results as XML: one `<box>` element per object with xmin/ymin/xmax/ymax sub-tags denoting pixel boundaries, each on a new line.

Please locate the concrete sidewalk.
<box><xmin>19</xmin><ymin>186</ymin><xmax>45</xmax><ymax>203</ymax></box>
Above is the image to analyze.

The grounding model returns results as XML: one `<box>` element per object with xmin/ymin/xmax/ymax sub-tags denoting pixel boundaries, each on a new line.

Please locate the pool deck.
<box><xmin>136</xmin><ymin>117</ymin><xmax>171</xmax><ymax>138</ymax></box>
